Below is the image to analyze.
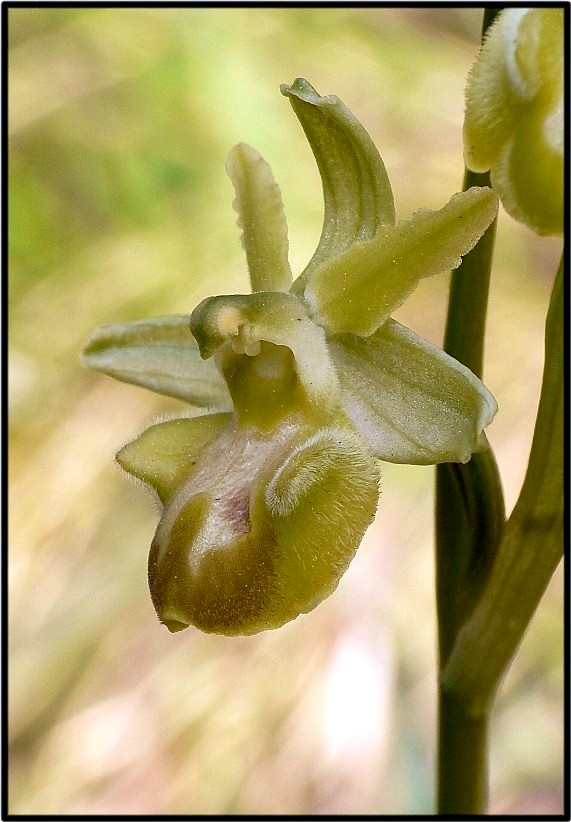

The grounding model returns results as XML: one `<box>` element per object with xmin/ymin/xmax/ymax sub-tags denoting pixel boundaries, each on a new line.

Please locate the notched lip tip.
<box><xmin>163</xmin><ymin>621</ymin><xmax>189</xmax><ymax>634</ymax></box>
<box><xmin>161</xmin><ymin>615</ymin><xmax>190</xmax><ymax>633</ymax></box>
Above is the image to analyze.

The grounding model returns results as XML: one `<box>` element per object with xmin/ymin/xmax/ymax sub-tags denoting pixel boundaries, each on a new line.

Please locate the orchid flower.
<box><xmin>464</xmin><ymin>7</ymin><xmax>563</xmax><ymax>236</ymax></box>
<box><xmin>83</xmin><ymin>79</ymin><xmax>498</xmax><ymax>635</ymax></box>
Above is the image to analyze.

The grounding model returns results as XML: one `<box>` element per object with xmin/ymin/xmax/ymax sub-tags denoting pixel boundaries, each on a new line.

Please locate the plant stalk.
<box><xmin>442</xmin><ymin>253</ymin><xmax>564</xmax><ymax>714</ymax></box>
<box><xmin>435</xmin><ymin>8</ymin><xmax>503</xmax><ymax>814</ymax></box>
<box><xmin>437</xmin><ymin>692</ymin><xmax>489</xmax><ymax>814</ymax></box>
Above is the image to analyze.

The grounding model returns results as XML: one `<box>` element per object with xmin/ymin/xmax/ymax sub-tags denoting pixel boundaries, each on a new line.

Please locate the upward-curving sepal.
<box><xmin>281</xmin><ymin>78</ymin><xmax>395</xmax><ymax>292</ymax></box>
<box><xmin>304</xmin><ymin>187</ymin><xmax>498</xmax><ymax>336</ymax></box>
<box><xmin>227</xmin><ymin>143</ymin><xmax>292</xmax><ymax>292</ymax></box>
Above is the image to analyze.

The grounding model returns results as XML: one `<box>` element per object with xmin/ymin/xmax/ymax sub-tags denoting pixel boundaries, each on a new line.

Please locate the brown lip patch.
<box><xmin>149</xmin><ymin>490</ymin><xmax>282</xmax><ymax>635</ymax></box>
<box><xmin>185</xmin><ymin>525</ymin><xmax>279</xmax><ymax>634</ymax></box>
<box><xmin>218</xmin><ymin>488</ymin><xmax>251</xmax><ymax>534</ymax></box>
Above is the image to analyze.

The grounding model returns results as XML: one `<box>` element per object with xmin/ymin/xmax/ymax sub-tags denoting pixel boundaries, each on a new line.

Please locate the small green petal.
<box><xmin>281</xmin><ymin>78</ymin><xmax>395</xmax><ymax>293</ymax></box>
<box><xmin>305</xmin><ymin>187</ymin><xmax>498</xmax><ymax>336</ymax></box>
<box><xmin>82</xmin><ymin>315</ymin><xmax>231</xmax><ymax>408</ymax></box>
<box><xmin>328</xmin><ymin>319</ymin><xmax>497</xmax><ymax>464</ymax></box>
<box><xmin>116</xmin><ymin>412</ymin><xmax>231</xmax><ymax>504</ymax></box>
<box><xmin>226</xmin><ymin>143</ymin><xmax>292</xmax><ymax>293</ymax></box>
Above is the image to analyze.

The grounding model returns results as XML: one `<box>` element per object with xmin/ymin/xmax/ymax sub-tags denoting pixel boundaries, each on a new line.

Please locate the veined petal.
<box><xmin>281</xmin><ymin>78</ymin><xmax>395</xmax><ymax>293</ymax></box>
<box><xmin>305</xmin><ymin>187</ymin><xmax>498</xmax><ymax>336</ymax></box>
<box><xmin>328</xmin><ymin>319</ymin><xmax>497</xmax><ymax>465</ymax></box>
<box><xmin>227</xmin><ymin>143</ymin><xmax>292</xmax><ymax>292</ymax></box>
<box><xmin>116</xmin><ymin>412</ymin><xmax>232</xmax><ymax>504</ymax></box>
<box><xmin>82</xmin><ymin>315</ymin><xmax>231</xmax><ymax>408</ymax></box>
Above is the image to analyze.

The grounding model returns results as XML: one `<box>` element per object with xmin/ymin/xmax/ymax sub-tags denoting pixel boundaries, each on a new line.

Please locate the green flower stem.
<box><xmin>441</xmin><ymin>169</ymin><xmax>497</xmax><ymax>380</ymax></box>
<box><xmin>437</xmin><ymin>691</ymin><xmax>488</xmax><ymax>814</ymax></box>
<box><xmin>442</xmin><ymin>253</ymin><xmax>564</xmax><ymax>713</ymax></box>
<box><xmin>435</xmin><ymin>9</ymin><xmax>503</xmax><ymax>813</ymax></box>
<box><xmin>435</xmin><ymin>169</ymin><xmax>504</xmax><ymax>816</ymax></box>
<box><xmin>436</xmin><ymin>438</ymin><xmax>505</xmax><ymax>666</ymax></box>
<box><xmin>437</xmin><ymin>244</ymin><xmax>563</xmax><ymax>813</ymax></box>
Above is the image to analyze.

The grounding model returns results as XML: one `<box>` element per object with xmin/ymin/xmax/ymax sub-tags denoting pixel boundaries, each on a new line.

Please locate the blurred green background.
<box><xmin>8</xmin><ymin>6</ymin><xmax>563</xmax><ymax>815</ymax></box>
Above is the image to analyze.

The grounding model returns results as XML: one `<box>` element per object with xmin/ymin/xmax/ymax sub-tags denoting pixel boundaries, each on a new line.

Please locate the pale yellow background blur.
<box><xmin>8</xmin><ymin>7</ymin><xmax>563</xmax><ymax>815</ymax></box>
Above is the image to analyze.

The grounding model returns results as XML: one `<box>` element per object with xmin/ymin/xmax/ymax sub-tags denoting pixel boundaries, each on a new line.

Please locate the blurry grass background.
<box><xmin>8</xmin><ymin>6</ymin><xmax>563</xmax><ymax>815</ymax></box>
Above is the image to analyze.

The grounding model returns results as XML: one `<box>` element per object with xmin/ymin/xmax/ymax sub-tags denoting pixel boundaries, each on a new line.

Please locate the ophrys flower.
<box><xmin>464</xmin><ymin>7</ymin><xmax>563</xmax><ymax>235</ymax></box>
<box><xmin>83</xmin><ymin>79</ymin><xmax>498</xmax><ymax>635</ymax></box>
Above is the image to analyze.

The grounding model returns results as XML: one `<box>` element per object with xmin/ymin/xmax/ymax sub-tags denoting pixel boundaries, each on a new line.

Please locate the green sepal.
<box><xmin>281</xmin><ymin>78</ymin><xmax>395</xmax><ymax>293</ymax></box>
<box><xmin>116</xmin><ymin>412</ymin><xmax>232</xmax><ymax>504</ymax></box>
<box><xmin>82</xmin><ymin>315</ymin><xmax>231</xmax><ymax>408</ymax></box>
<box><xmin>226</xmin><ymin>143</ymin><xmax>292</xmax><ymax>293</ymax></box>
<box><xmin>328</xmin><ymin>319</ymin><xmax>497</xmax><ymax>464</ymax></box>
<box><xmin>305</xmin><ymin>187</ymin><xmax>498</xmax><ymax>336</ymax></box>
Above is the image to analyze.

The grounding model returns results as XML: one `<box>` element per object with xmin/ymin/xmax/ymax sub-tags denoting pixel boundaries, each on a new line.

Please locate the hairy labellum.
<box><xmin>119</xmin><ymin>412</ymin><xmax>379</xmax><ymax>634</ymax></box>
